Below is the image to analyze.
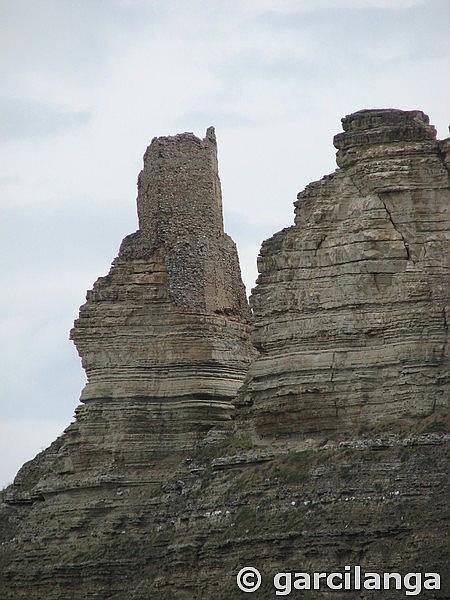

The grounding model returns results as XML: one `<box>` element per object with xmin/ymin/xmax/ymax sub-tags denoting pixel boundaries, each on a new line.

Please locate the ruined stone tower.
<box><xmin>136</xmin><ymin>126</ymin><xmax>241</xmax><ymax>310</ymax></box>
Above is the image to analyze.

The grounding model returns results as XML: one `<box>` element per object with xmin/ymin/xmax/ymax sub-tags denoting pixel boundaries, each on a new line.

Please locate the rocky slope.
<box><xmin>0</xmin><ymin>110</ymin><xmax>448</xmax><ymax>599</ymax></box>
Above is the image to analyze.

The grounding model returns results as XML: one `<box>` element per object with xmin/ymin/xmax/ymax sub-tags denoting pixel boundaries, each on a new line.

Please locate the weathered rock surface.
<box><xmin>0</xmin><ymin>110</ymin><xmax>448</xmax><ymax>599</ymax></box>
<box><xmin>242</xmin><ymin>108</ymin><xmax>449</xmax><ymax>436</ymax></box>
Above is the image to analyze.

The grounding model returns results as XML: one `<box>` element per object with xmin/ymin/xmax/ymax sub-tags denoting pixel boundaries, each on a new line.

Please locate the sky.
<box><xmin>1</xmin><ymin>0</ymin><xmax>449</xmax><ymax>487</ymax></box>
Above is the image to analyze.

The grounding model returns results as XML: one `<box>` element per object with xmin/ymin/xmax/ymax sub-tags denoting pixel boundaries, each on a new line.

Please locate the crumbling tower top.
<box><xmin>133</xmin><ymin>126</ymin><xmax>247</xmax><ymax>311</ymax></box>
<box><xmin>137</xmin><ymin>127</ymin><xmax>224</xmax><ymax>244</ymax></box>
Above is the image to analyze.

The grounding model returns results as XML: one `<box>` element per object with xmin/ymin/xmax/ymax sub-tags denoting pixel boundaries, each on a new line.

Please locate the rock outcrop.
<box><xmin>243</xmin><ymin>109</ymin><xmax>449</xmax><ymax>436</ymax></box>
<box><xmin>0</xmin><ymin>110</ymin><xmax>448</xmax><ymax>599</ymax></box>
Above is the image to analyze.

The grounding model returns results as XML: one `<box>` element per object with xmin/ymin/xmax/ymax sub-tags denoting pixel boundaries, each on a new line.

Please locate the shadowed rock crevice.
<box><xmin>381</xmin><ymin>199</ymin><xmax>411</xmax><ymax>261</ymax></box>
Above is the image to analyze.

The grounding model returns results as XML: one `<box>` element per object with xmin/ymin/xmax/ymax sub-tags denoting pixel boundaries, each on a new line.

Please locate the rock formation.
<box><xmin>0</xmin><ymin>110</ymin><xmax>448</xmax><ymax>599</ymax></box>
<box><xmin>0</xmin><ymin>127</ymin><xmax>255</xmax><ymax>598</ymax></box>
<box><xmin>243</xmin><ymin>109</ymin><xmax>449</xmax><ymax>435</ymax></box>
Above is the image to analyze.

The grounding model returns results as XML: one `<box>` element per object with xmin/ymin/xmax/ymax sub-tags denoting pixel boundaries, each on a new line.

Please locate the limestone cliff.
<box><xmin>243</xmin><ymin>109</ymin><xmax>449</xmax><ymax>435</ymax></box>
<box><xmin>0</xmin><ymin>110</ymin><xmax>448</xmax><ymax>599</ymax></box>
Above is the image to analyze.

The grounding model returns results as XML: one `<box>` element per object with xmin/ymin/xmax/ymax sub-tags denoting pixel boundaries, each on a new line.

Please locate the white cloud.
<box><xmin>240</xmin><ymin>0</ymin><xmax>427</xmax><ymax>14</ymax></box>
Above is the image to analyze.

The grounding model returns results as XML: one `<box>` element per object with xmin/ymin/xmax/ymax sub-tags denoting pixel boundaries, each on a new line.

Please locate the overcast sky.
<box><xmin>1</xmin><ymin>0</ymin><xmax>449</xmax><ymax>487</ymax></box>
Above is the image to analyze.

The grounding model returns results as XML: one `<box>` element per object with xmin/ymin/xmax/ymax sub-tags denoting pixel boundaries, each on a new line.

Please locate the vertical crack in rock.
<box><xmin>442</xmin><ymin>307</ymin><xmax>449</xmax><ymax>361</ymax></box>
<box><xmin>381</xmin><ymin>199</ymin><xmax>411</xmax><ymax>261</ymax></box>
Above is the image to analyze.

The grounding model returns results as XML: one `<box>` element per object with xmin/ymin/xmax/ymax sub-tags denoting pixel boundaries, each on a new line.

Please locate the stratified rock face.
<box><xmin>243</xmin><ymin>109</ymin><xmax>449</xmax><ymax>437</ymax></box>
<box><xmin>0</xmin><ymin>111</ymin><xmax>448</xmax><ymax>600</ymax></box>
